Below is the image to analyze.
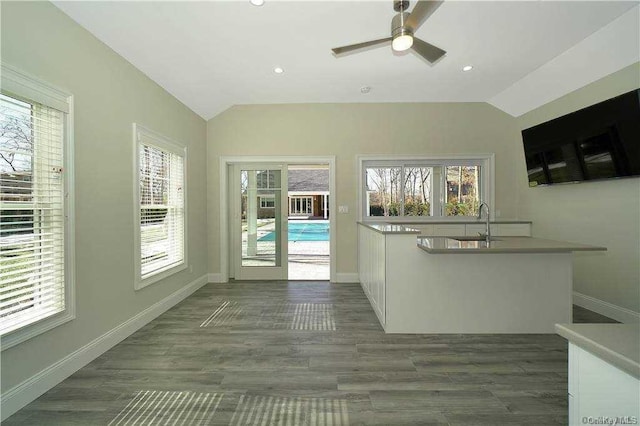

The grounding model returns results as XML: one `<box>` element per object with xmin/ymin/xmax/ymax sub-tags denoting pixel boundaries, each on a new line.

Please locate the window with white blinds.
<box><xmin>0</xmin><ymin>93</ymin><xmax>67</xmax><ymax>337</ymax></box>
<box><xmin>135</xmin><ymin>124</ymin><xmax>186</xmax><ymax>288</ymax></box>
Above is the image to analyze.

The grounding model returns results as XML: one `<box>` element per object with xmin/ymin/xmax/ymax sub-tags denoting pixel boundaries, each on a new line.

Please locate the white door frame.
<box><xmin>219</xmin><ymin>156</ymin><xmax>337</xmax><ymax>282</ymax></box>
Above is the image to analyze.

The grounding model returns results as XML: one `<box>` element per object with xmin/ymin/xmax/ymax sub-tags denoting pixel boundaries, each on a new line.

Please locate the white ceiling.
<box><xmin>53</xmin><ymin>1</ymin><xmax>639</xmax><ymax>120</ymax></box>
<box><xmin>489</xmin><ymin>5</ymin><xmax>639</xmax><ymax>116</ymax></box>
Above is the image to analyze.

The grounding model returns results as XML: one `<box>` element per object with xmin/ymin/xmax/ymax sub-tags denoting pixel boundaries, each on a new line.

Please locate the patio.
<box><xmin>241</xmin><ymin>219</ymin><xmax>329</xmax><ymax>280</ymax></box>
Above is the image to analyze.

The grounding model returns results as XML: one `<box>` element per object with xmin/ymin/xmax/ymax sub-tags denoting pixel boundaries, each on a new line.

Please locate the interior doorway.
<box><xmin>287</xmin><ymin>165</ymin><xmax>330</xmax><ymax>280</ymax></box>
<box><xmin>221</xmin><ymin>156</ymin><xmax>336</xmax><ymax>283</ymax></box>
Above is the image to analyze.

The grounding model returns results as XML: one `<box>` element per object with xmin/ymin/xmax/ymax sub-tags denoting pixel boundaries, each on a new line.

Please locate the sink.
<box><xmin>450</xmin><ymin>236</ymin><xmax>502</xmax><ymax>242</ymax></box>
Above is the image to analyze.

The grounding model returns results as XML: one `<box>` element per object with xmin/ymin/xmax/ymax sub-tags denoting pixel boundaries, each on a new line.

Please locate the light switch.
<box><xmin>338</xmin><ymin>205</ymin><xmax>349</xmax><ymax>213</ymax></box>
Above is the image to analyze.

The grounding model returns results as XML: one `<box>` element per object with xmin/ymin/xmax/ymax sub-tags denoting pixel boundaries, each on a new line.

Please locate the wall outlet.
<box><xmin>338</xmin><ymin>205</ymin><xmax>349</xmax><ymax>214</ymax></box>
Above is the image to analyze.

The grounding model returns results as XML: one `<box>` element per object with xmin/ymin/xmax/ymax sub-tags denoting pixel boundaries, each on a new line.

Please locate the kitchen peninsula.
<box><xmin>358</xmin><ymin>222</ymin><xmax>606</xmax><ymax>334</ymax></box>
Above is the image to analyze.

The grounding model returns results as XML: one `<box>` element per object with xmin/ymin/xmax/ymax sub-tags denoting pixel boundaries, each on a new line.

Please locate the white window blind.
<box><xmin>138</xmin><ymin>135</ymin><xmax>185</xmax><ymax>281</ymax></box>
<box><xmin>0</xmin><ymin>93</ymin><xmax>66</xmax><ymax>336</ymax></box>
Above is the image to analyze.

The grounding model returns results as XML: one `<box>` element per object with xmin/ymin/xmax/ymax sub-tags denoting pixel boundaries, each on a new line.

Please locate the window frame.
<box><xmin>0</xmin><ymin>64</ymin><xmax>75</xmax><ymax>351</ymax></box>
<box><xmin>133</xmin><ymin>123</ymin><xmax>188</xmax><ymax>290</ymax></box>
<box><xmin>260</xmin><ymin>196</ymin><xmax>275</xmax><ymax>209</ymax></box>
<box><xmin>289</xmin><ymin>196</ymin><xmax>314</xmax><ymax>216</ymax></box>
<box><xmin>358</xmin><ymin>154</ymin><xmax>495</xmax><ymax>222</ymax></box>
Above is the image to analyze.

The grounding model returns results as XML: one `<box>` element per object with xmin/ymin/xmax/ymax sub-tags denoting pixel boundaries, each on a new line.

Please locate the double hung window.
<box><xmin>134</xmin><ymin>124</ymin><xmax>186</xmax><ymax>289</ymax></box>
<box><xmin>0</xmin><ymin>66</ymin><xmax>74</xmax><ymax>348</ymax></box>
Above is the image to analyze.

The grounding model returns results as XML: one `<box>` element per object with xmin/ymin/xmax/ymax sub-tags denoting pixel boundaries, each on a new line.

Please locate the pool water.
<box><xmin>259</xmin><ymin>222</ymin><xmax>329</xmax><ymax>242</ymax></box>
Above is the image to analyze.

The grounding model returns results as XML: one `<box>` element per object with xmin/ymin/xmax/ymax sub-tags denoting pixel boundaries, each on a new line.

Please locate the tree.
<box><xmin>370</xmin><ymin>168</ymin><xmax>390</xmax><ymax>216</ymax></box>
<box><xmin>445</xmin><ymin>166</ymin><xmax>480</xmax><ymax>216</ymax></box>
<box><xmin>1</xmin><ymin>100</ymin><xmax>35</xmax><ymax>234</ymax></box>
<box><xmin>0</xmin><ymin>103</ymin><xmax>33</xmax><ymax>174</ymax></box>
<box><xmin>419</xmin><ymin>168</ymin><xmax>431</xmax><ymax>203</ymax></box>
<box><xmin>367</xmin><ymin>168</ymin><xmax>401</xmax><ymax>216</ymax></box>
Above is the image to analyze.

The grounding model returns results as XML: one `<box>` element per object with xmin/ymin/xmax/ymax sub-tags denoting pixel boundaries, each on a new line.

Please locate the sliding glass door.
<box><xmin>233</xmin><ymin>164</ymin><xmax>288</xmax><ymax>280</ymax></box>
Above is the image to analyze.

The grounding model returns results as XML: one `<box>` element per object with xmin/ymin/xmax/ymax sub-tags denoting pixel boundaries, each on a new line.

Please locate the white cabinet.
<box><xmin>568</xmin><ymin>343</ymin><xmax>640</xmax><ymax>425</ymax></box>
<box><xmin>358</xmin><ymin>225</ymin><xmax>386</xmax><ymax>326</ymax></box>
<box><xmin>358</xmin><ymin>222</ymin><xmax>578</xmax><ymax>334</ymax></box>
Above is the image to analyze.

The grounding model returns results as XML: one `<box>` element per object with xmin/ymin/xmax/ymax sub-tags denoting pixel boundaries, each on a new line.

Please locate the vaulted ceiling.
<box><xmin>54</xmin><ymin>1</ymin><xmax>639</xmax><ymax>120</ymax></box>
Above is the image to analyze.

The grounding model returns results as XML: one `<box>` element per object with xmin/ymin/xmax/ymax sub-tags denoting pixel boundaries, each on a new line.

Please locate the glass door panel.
<box><xmin>234</xmin><ymin>165</ymin><xmax>287</xmax><ymax>280</ymax></box>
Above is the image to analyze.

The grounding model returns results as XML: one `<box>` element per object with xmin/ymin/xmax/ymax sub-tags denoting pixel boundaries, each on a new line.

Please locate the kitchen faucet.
<box><xmin>477</xmin><ymin>202</ymin><xmax>490</xmax><ymax>241</ymax></box>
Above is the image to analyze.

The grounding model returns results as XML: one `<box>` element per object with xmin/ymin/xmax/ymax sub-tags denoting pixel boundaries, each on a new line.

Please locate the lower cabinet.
<box><xmin>358</xmin><ymin>225</ymin><xmax>386</xmax><ymax>326</ymax></box>
<box><xmin>357</xmin><ymin>222</ymin><xmax>532</xmax><ymax>332</ymax></box>
<box><xmin>568</xmin><ymin>343</ymin><xmax>640</xmax><ymax>424</ymax></box>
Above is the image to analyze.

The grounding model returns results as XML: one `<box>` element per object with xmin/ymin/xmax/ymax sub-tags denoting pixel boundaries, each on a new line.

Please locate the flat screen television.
<box><xmin>521</xmin><ymin>89</ymin><xmax>640</xmax><ymax>186</ymax></box>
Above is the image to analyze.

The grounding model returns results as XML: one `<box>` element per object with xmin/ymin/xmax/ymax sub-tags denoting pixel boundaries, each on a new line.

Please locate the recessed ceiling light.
<box><xmin>360</xmin><ymin>86</ymin><xmax>371</xmax><ymax>94</ymax></box>
<box><xmin>462</xmin><ymin>65</ymin><xmax>473</xmax><ymax>72</ymax></box>
<box><xmin>250</xmin><ymin>0</ymin><xmax>264</xmax><ymax>6</ymax></box>
<box><xmin>274</xmin><ymin>67</ymin><xmax>284</xmax><ymax>74</ymax></box>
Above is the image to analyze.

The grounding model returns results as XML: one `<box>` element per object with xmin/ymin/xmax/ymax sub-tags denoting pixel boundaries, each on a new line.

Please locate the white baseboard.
<box><xmin>207</xmin><ymin>273</ymin><xmax>226</xmax><ymax>283</ymax></box>
<box><xmin>573</xmin><ymin>291</ymin><xmax>640</xmax><ymax>324</ymax></box>
<box><xmin>335</xmin><ymin>273</ymin><xmax>359</xmax><ymax>283</ymax></box>
<box><xmin>208</xmin><ymin>271</ymin><xmax>357</xmax><ymax>284</ymax></box>
<box><xmin>0</xmin><ymin>274</ymin><xmax>209</xmax><ymax>421</ymax></box>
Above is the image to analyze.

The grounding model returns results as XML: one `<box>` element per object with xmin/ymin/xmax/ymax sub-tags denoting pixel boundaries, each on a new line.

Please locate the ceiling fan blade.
<box><xmin>332</xmin><ymin>37</ymin><xmax>392</xmax><ymax>56</ymax></box>
<box><xmin>411</xmin><ymin>38</ymin><xmax>446</xmax><ymax>63</ymax></box>
<box><xmin>405</xmin><ymin>1</ymin><xmax>444</xmax><ymax>32</ymax></box>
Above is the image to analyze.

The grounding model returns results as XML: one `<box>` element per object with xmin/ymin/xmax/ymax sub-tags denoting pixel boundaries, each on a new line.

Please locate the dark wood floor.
<box><xmin>5</xmin><ymin>282</ymin><xmax>617</xmax><ymax>425</ymax></box>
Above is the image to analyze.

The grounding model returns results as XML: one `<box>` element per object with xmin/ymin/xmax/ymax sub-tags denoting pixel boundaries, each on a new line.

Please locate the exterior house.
<box><xmin>258</xmin><ymin>169</ymin><xmax>329</xmax><ymax>219</ymax></box>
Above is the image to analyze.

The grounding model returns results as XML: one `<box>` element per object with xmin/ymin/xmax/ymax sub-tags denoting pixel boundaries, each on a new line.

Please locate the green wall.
<box><xmin>518</xmin><ymin>63</ymin><xmax>640</xmax><ymax>315</ymax></box>
<box><xmin>206</xmin><ymin>102</ymin><xmax>524</xmax><ymax>277</ymax></box>
<box><xmin>1</xmin><ymin>1</ymin><xmax>208</xmax><ymax>394</ymax></box>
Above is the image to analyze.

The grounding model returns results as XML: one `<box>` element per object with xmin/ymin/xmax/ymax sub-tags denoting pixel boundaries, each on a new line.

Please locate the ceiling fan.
<box><xmin>332</xmin><ymin>0</ymin><xmax>446</xmax><ymax>64</ymax></box>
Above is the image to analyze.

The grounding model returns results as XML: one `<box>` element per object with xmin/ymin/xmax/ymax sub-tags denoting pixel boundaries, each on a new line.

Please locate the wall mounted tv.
<box><xmin>521</xmin><ymin>89</ymin><xmax>640</xmax><ymax>186</ymax></box>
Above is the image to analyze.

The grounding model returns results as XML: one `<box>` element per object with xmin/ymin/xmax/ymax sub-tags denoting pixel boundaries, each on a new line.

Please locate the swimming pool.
<box><xmin>259</xmin><ymin>222</ymin><xmax>329</xmax><ymax>242</ymax></box>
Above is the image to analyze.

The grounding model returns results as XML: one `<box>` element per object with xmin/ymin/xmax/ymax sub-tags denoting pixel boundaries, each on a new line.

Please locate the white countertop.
<box><xmin>417</xmin><ymin>236</ymin><xmax>607</xmax><ymax>254</ymax></box>
<box><xmin>556</xmin><ymin>323</ymin><xmax>640</xmax><ymax>379</ymax></box>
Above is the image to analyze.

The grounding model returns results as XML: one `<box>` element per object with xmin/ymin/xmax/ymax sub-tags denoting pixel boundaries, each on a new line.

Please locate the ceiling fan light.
<box><xmin>392</xmin><ymin>34</ymin><xmax>413</xmax><ymax>52</ymax></box>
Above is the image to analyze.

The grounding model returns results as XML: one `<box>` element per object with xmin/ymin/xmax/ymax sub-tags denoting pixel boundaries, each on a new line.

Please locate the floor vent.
<box><xmin>230</xmin><ymin>395</ymin><xmax>349</xmax><ymax>425</ymax></box>
<box><xmin>109</xmin><ymin>390</ymin><xmax>223</xmax><ymax>426</ymax></box>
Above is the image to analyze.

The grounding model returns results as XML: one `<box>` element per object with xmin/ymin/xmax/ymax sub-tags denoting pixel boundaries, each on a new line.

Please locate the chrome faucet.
<box><xmin>477</xmin><ymin>202</ymin><xmax>490</xmax><ymax>241</ymax></box>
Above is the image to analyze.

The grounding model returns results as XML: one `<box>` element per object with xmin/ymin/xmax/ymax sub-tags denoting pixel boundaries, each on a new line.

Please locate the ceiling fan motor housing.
<box><xmin>391</xmin><ymin>12</ymin><xmax>413</xmax><ymax>39</ymax></box>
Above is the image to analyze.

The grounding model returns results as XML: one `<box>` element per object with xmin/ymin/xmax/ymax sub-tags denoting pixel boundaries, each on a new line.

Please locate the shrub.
<box><xmin>445</xmin><ymin>201</ymin><xmax>476</xmax><ymax>216</ymax></box>
<box><xmin>405</xmin><ymin>201</ymin><xmax>430</xmax><ymax>216</ymax></box>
